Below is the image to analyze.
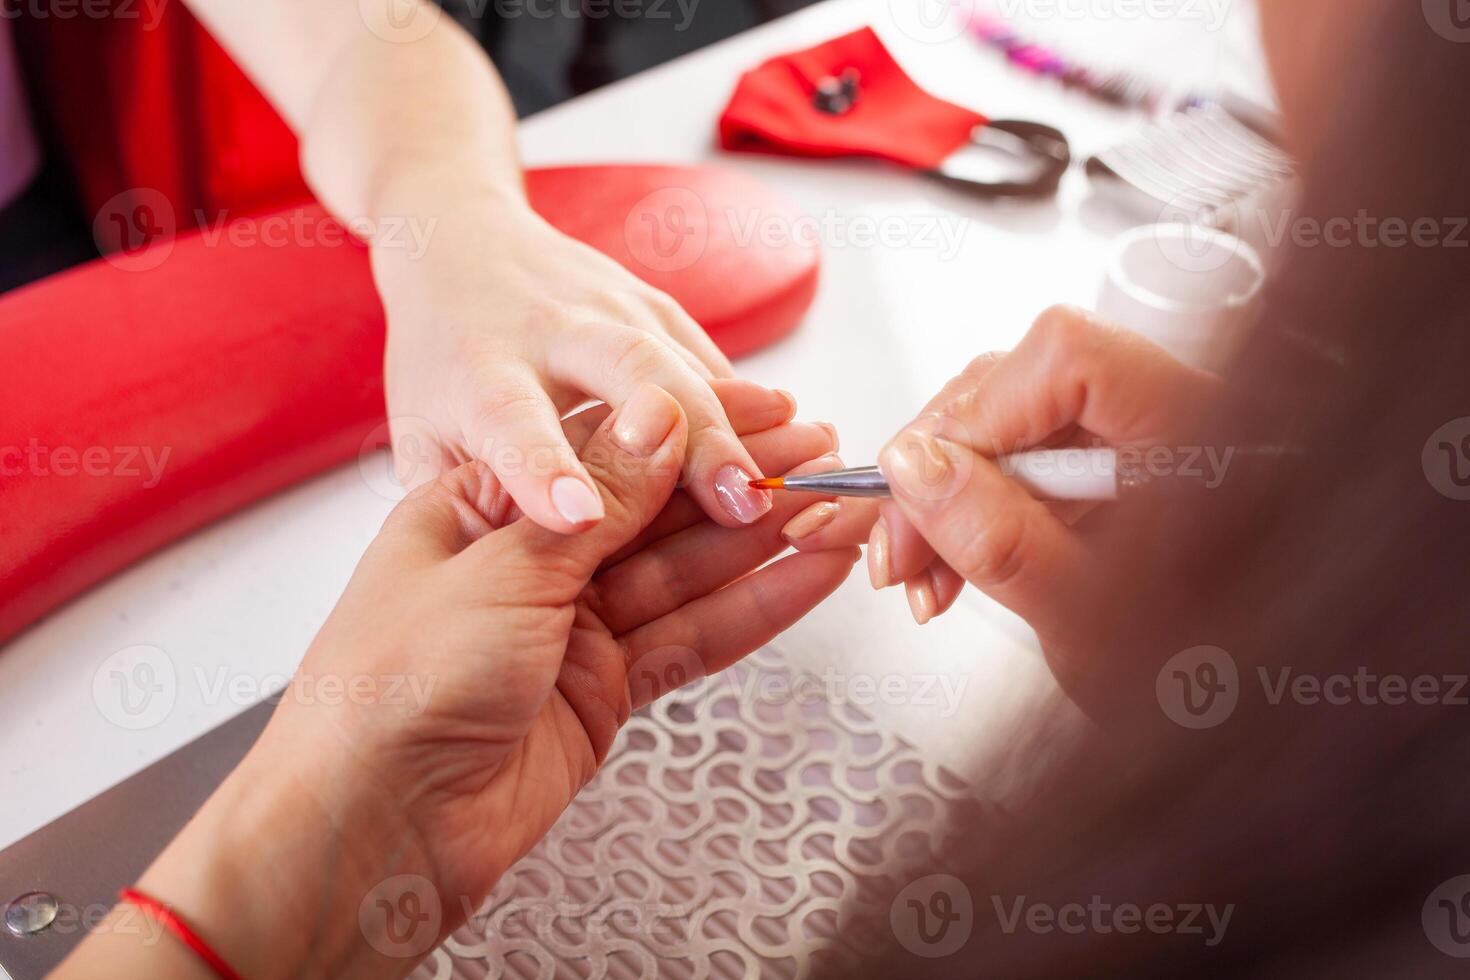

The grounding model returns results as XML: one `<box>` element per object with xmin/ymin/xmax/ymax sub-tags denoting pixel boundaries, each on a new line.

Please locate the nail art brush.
<box><xmin>751</xmin><ymin>448</ymin><xmax>1121</xmax><ymax>500</ymax></box>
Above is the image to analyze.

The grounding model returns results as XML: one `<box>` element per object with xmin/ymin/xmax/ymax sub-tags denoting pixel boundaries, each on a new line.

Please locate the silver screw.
<box><xmin>5</xmin><ymin>892</ymin><xmax>59</xmax><ymax>937</ymax></box>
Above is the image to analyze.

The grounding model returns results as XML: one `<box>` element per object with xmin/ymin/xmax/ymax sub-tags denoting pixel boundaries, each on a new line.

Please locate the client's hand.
<box><xmin>379</xmin><ymin>199</ymin><xmax>776</xmax><ymax>535</ymax></box>
<box><xmin>781</xmin><ymin>305</ymin><xmax>1219</xmax><ymax>640</ymax></box>
<box><xmin>59</xmin><ymin>384</ymin><xmax>854</xmax><ymax>980</ymax></box>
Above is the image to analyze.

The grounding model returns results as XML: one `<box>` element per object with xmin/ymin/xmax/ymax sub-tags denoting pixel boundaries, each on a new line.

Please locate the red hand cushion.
<box><xmin>0</xmin><ymin>165</ymin><xmax>819</xmax><ymax>645</ymax></box>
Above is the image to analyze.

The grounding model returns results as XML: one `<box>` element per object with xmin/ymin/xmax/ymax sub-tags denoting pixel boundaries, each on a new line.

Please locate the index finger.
<box><xmin>549</xmin><ymin>322</ymin><xmax>775</xmax><ymax>528</ymax></box>
<box><xmin>939</xmin><ymin>305</ymin><xmax>1220</xmax><ymax>458</ymax></box>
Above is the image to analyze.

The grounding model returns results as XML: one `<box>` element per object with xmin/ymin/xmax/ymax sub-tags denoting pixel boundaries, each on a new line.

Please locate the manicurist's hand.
<box><xmin>781</xmin><ymin>306</ymin><xmax>1220</xmax><ymax>642</ymax></box>
<box><xmin>55</xmin><ymin>383</ymin><xmax>853</xmax><ymax>980</ymax></box>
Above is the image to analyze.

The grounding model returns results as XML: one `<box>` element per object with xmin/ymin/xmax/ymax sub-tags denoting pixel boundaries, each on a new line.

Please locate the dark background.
<box><xmin>448</xmin><ymin>0</ymin><xmax>817</xmax><ymax>115</ymax></box>
<box><xmin>0</xmin><ymin>0</ymin><xmax>819</xmax><ymax>291</ymax></box>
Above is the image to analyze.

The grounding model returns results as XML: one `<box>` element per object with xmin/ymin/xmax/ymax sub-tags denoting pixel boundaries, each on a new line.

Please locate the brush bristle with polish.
<box><xmin>749</xmin><ymin>477</ymin><xmax>785</xmax><ymax>490</ymax></box>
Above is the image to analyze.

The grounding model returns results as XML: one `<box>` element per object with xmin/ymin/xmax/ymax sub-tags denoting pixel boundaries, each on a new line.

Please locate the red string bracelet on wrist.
<box><xmin>117</xmin><ymin>887</ymin><xmax>244</xmax><ymax>980</ymax></box>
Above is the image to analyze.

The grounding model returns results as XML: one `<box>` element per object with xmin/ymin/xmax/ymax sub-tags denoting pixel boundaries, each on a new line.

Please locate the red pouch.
<box><xmin>719</xmin><ymin>27</ymin><xmax>1069</xmax><ymax>197</ymax></box>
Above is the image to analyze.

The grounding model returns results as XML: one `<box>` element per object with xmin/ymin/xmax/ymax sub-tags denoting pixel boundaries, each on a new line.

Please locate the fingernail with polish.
<box><xmin>714</xmin><ymin>464</ymin><xmax>772</xmax><ymax>523</ymax></box>
<box><xmin>906</xmin><ymin>569</ymin><xmax>938</xmax><ymax>625</ymax></box>
<box><xmin>868</xmin><ymin>517</ymin><xmax>892</xmax><ymax>589</ymax></box>
<box><xmin>782</xmin><ymin>501</ymin><xmax>839</xmax><ymax>543</ymax></box>
<box><xmin>880</xmin><ymin>427</ymin><xmax>955</xmax><ymax>500</ymax></box>
<box><xmin>612</xmin><ymin>384</ymin><xmax>679</xmax><ymax>456</ymax></box>
<box><xmin>551</xmin><ymin>476</ymin><xmax>604</xmax><ymax>527</ymax></box>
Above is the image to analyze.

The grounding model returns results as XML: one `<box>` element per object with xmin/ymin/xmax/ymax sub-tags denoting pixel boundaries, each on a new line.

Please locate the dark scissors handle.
<box><xmin>930</xmin><ymin>118</ymin><xmax>1072</xmax><ymax>198</ymax></box>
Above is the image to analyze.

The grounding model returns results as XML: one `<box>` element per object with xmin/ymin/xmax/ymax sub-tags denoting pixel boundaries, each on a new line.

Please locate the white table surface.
<box><xmin>0</xmin><ymin>0</ymin><xmax>1272</xmax><ymax>926</ymax></box>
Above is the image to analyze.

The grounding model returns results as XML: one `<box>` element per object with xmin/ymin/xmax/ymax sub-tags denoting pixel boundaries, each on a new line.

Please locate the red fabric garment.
<box><xmin>14</xmin><ymin>0</ymin><xmax>309</xmax><ymax>225</ymax></box>
<box><xmin>719</xmin><ymin>27</ymin><xmax>986</xmax><ymax>171</ymax></box>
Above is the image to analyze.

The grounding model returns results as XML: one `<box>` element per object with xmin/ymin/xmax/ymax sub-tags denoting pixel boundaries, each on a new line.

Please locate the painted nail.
<box><xmin>708</xmin><ymin>467</ymin><xmax>770</xmax><ymax>525</ymax></box>
<box><xmin>880</xmin><ymin>427</ymin><xmax>956</xmax><ymax>500</ymax></box>
<box><xmin>906</xmin><ymin>570</ymin><xmax>938</xmax><ymax>625</ymax></box>
<box><xmin>782</xmin><ymin>501</ymin><xmax>840</xmax><ymax>543</ymax></box>
<box><xmin>612</xmin><ymin>385</ymin><xmax>678</xmax><ymax>456</ymax></box>
<box><xmin>713</xmin><ymin>464</ymin><xmax>773</xmax><ymax>523</ymax></box>
<box><xmin>550</xmin><ymin>476</ymin><xmax>604</xmax><ymax>526</ymax></box>
<box><xmin>815</xmin><ymin>422</ymin><xmax>840</xmax><ymax>452</ymax></box>
<box><xmin>868</xmin><ymin>517</ymin><xmax>892</xmax><ymax>589</ymax></box>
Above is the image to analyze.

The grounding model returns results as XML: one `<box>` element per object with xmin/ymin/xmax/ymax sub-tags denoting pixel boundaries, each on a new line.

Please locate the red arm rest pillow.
<box><xmin>0</xmin><ymin>165</ymin><xmax>819</xmax><ymax>645</ymax></box>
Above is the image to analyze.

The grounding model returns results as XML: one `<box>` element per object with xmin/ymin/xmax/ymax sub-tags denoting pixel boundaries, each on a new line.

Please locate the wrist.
<box><xmin>136</xmin><ymin>722</ymin><xmax>449</xmax><ymax>980</ymax></box>
<box><xmin>367</xmin><ymin>160</ymin><xmax>531</xmax><ymax>234</ymax></box>
<box><xmin>368</xmin><ymin>189</ymin><xmax>556</xmax><ymax>330</ymax></box>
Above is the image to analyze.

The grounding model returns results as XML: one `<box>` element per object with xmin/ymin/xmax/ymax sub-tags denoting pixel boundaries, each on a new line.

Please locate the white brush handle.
<box><xmin>999</xmin><ymin>448</ymin><xmax>1118</xmax><ymax>501</ymax></box>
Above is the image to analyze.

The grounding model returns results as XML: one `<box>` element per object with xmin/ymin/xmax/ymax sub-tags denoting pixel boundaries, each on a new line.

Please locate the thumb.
<box><xmin>469</xmin><ymin>384</ymin><xmax>688</xmax><ymax>597</ymax></box>
<box><xmin>877</xmin><ymin>416</ymin><xmax>1092</xmax><ymax>632</ymax></box>
<box><xmin>366</xmin><ymin>459</ymin><xmax>517</xmax><ymax>569</ymax></box>
<box><xmin>462</xmin><ymin>367</ymin><xmax>607</xmax><ymax>534</ymax></box>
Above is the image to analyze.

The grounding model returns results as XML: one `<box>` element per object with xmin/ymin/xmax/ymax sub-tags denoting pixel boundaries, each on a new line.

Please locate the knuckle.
<box><xmin>521</xmin><ymin>304</ymin><xmax>560</xmax><ymax>335</ymax></box>
<box><xmin>575</xmin><ymin>450</ymin><xmax>647</xmax><ymax>524</ymax></box>
<box><xmin>684</xmin><ymin>411</ymin><xmax>728</xmax><ymax>447</ymax></box>
<box><xmin>648</xmin><ymin>291</ymin><xmax>690</xmax><ymax>324</ymax></box>
<box><xmin>478</xmin><ymin>382</ymin><xmax>546</xmax><ymax>428</ymax></box>
<box><xmin>593</xmin><ymin>473</ymin><xmax>645</xmax><ymax>532</ymax></box>
<box><xmin>1030</xmin><ymin>306</ymin><xmax>1116</xmax><ymax>402</ymax></box>
<box><xmin>605</xmin><ymin>330</ymin><xmax>677</xmax><ymax>387</ymax></box>
<box><xmin>492</xmin><ymin>545</ymin><xmax>591</xmax><ymax>604</ymax></box>
<box><xmin>578</xmin><ymin>575</ymin><xmax>613</xmax><ymax>623</ymax></box>
<box><xmin>471</xmin><ymin>387</ymin><xmax>552</xmax><ymax>464</ymax></box>
<box><xmin>963</xmin><ymin>350</ymin><xmax>1005</xmax><ymax>377</ymax></box>
<box><xmin>951</xmin><ymin>504</ymin><xmax>1035</xmax><ymax>590</ymax></box>
<box><xmin>1033</xmin><ymin>304</ymin><xmax>1099</xmax><ymax>357</ymax></box>
<box><xmin>598</xmin><ymin>291</ymin><xmax>643</xmax><ymax>324</ymax></box>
